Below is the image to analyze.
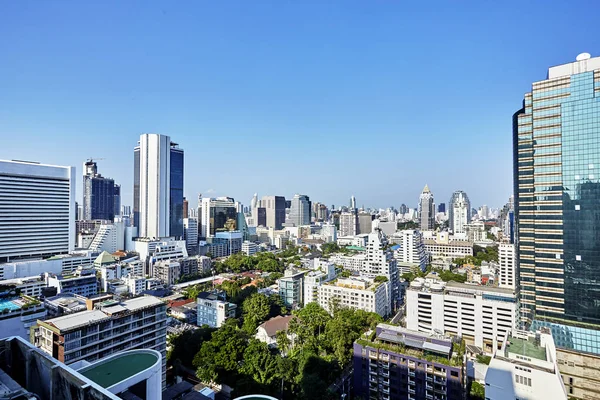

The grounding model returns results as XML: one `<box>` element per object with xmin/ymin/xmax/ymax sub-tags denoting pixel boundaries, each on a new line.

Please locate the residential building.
<box><xmin>153</xmin><ymin>260</ymin><xmax>181</xmax><ymax>286</ymax></box>
<box><xmin>197</xmin><ymin>255</ymin><xmax>212</xmax><ymax>275</ymax></box>
<box><xmin>357</xmin><ymin>211</ymin><xmax>373</xmax><ymax>234</ymax></box>
<box><xmin>317</xmin><ymin>277</ymin><xmax>390</xmax><ymax>317</ymax></box>
<box><xmin>183</xmin><ymin>217</ymin><xmax>198</xmax><ymax>254</ymax></box>
<box><xmin>0</xmin><ymin>276</ymin><xmax>46</xmax><ymax>297</ymax></box>
<box><xmin>418</xmin><ymin>184</ymin><xmax>435</xmax><ymax>231</ymax></box>
<box><xmin>498</xmin><ymin>242</ymin><xmax>516</xmax><ymax>290</ymax></box>
<box><xmin>339</xmin><ymin>211</ymin><xmax>358</xmax><ymax>237</ymax></box>
<box><xmin>212</xmin><ymin>230</ymin><xmax>243</xmax><ymax>255</ymax></box>
<box><xmin>303</xmin><ymin>266</ymin><xmax>336</xmax><ymax>305</ymax></box>
<box><xmin>44</xmin><ymin>293</ymin><xmax>88</xmax><ymax>317</ymax></box>
<box><xmin>287</xmin><ymin>194</ymin><xmax>311</xmax><ymax>226</ymax></box>
<box><xmin>242</xmin><ymin>240</ymin><xmax>259</xmax><ymax>256</ymax></box>
<box><xmin>423</xmin><ymin>233</ymin><xmax>473</xmax><ymax>260</ymax></box>
<box><xmin>391</xmin><ymin>230</ymin><xmax>428</xmax><ymax>272</ymax></box>
<box><xmin>133</xmin><ymin>133</ymin><xmax>184</xmax><ymax>239</ymax></box>
<box><xmin>329</xmin><ymin>253</ymin><xmax>366</xmax><ymax>272</ymax></box>
<box><xmin>88</xmin><ymin>220</ymin><xmax>125</xmax><ymax>254</ymax></box>
<box><xmin>45</xmin><ymin>270</ymin><xmax>98</xmax><ymax>297</ymax></box>
<box><xmin>555</xmin><ymin>348</ymin><xmax>600</xmax><ymax>400</ymax></box>
<box><xmin>278</xmin><ymin>268</ymin><xmax>306</xmax><ymax>308</ymax></box>
<box><xmin>363</xmin><ymin>230</ymin><xmax>399</xmax><ymax>310</ymax></box>
<box><xmin>196</xmin><ymin>292</ymin><xmax>237</xmax><ymax>328</ymax></box>
<box><xmin>514</xmin><ymin>53</ymin><xmax>600</xmax><ymax>359</ymax></box>
<box><xmin>406</xmin><ymin>278</ymin><xmax>517</xmax><ymax>352</ymax></box>
<box><xmin>337</xmin><ymin>233</ymin><xmax>369</xmax><ymax>247</ymax></box>
<box><xmin>0</xmin><ymin>159</ymin><xmax>75</xmax><ymax>262</ymax></box>
<box><xmin>448</xmin><ymin>190</ymin><xmax>471</xmax><ymax>234</ymax></box>
<box><xmin>464</xmin><ymin>220</ymin><xmax>486</xmax><ymax>242</ymax></box>
<box><xmin>200</xmin><ymin>197</ymin><xmax>238</xmax><ymax>238</ymax></box>
<box><xmin>36</xmin><ymin>296</ymin><xmax>168</xmax><ymax>387</ymax></box>
<box><xmin>353</xmin><ymin>324</ymin><xmax>464</xmax><ymax>400</ymax></box>
<box><xmin>0</xmin><ymin>298</ymin><xmax>46</xmax><ymax>340</ymax></box>
<box><xmin>82</xmin><ymin>159</ymin><xmax>117</xmax><ymax>221</ymax></box>
<box><xmin>320</xmin><ymin>223</ymin><xmax>337</xmax><ymax>242</ymax></box>
<box><xmin>122</xmin><ymin>275</ymin><xmax>147</xmax><ymax>296</ymax></box>
<box><xmin>485</xmin><ymin>329</ymin><xmax>567</xmax><ymax>400</ymax></box>
<box><xmin>261</xmin><ymin>195</ymin><xmax>286</xmax><ymax>230</ymax></box>
<box><xmin>255</xmin><ymin>315</ymin><xmax>294</xmax><ymax>347</ymax></box>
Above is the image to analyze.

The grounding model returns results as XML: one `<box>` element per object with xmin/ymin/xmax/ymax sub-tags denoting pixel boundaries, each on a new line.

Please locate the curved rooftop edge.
<box><xmin>77</xmin><ymin>349</ymin><xmax>162</xmax><ymax>394</ymax></box>
<box><xmin>234</xmin><ymin>396</ymin><xmax>279</xmax><ymax>400</ymax></box>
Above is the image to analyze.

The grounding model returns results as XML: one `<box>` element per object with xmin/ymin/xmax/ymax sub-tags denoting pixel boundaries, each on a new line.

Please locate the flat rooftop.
<box><xmin>507</xmin><ymin>337</ymin><xmax>547</xmax><ymax>361</ymax></box>
<box><xmin>80</xmin><ymin>352</ymin><xmax>158</xmax><ymax>388</ymax></box>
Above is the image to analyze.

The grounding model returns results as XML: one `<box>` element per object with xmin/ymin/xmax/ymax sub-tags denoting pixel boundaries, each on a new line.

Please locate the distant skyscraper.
<box><xmin>449</xmin><ymin>191</ymin><xmax>471</xmax><ymax>234</ymax></box>
<box><xmin>357</xmin><ymin>211</ymin><xmax>373</xmax><ymax>234</ymax></box>
<box><xmin>350</xmin><ymin>195</ymin><xmax>356</xmax><ymax>210</ymax></box>
<box><xmin>250</xmin><ymin>193</ymin><xmax>258</xmax><ymax>210</ymax></box>
<box><xmin>514</xmin><ymin>53</ymin><xmax>600</xmax><ymax>353</ymax></box>
<box><xmin>340</xmin><ymin>211</ymin><xmax>358</xmax><ymax>237</ymax></box>
<box><xmin>287</xmin><ymin>194</ymin><xmax>311</xmax><ymax>226</ymax></box>
<box><xmin>0</xmin><ymin>160</ymin><xmax>75</xmax><ymax>262</ymax></box>
<box><xmin>183</xmin><ymin>197</ymin><xmax>189</xmax><ymax>219</ymax></box>
<box><xmin>83</xmin><ymin>160</ymin><xmax>116</xmax><ymax>221</ymax></box>
<box><xmin>399</xmin><ymin>203</ymin><xmax>408</xmax><ymax>215</ymax></box>
<box><xmin>261</xmin><ymin>195</ymin><xmax>286</xmax><ymax>230</ymax></box>
<box><xmin>113</xmin><ymin>184</ymin><xmax>121</xmax><ymax>218</ymax></box>
<box><xmin>133</xmin><ymin>133</ymin><xmax>184</xmax><ymax>239</ymax></box>
<box><xmin>437</xmin><ymin>202</ymin><xmax>446</xmax><ymax>214</ymax></box>
<box><xmin>418</xmin><ymin>185</ymin><xmax>435</xmax><ymax>231</ymax></box>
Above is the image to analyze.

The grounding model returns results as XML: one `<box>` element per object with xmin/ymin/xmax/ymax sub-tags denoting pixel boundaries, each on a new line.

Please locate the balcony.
<box><xmin>408</xmin><ymin>379</ymin><xmax>416</xmax><ymax>386</ymax></box>
<box><xmin>426</xmin><ymin>393</ymin><xmax>434</xmax><ymax>400</ymax></box>
<box><xmin>426</xmin><ymin>375</ymin><xmax>433</xmax><ymax>382</ymax></box>
<box><xmin>426</xmin><ymin>384</ymin><xmax>433</xmax><ymax>390</ymax></box>
<box><xmin>408</xmin><ymin>370</ymin><xmax>415</xmax><ymax>377</ymax></box>
<box><xmin>408</xmin><ymin>388</ymin><xmax>416</xmax><ymax>395</ymax></box>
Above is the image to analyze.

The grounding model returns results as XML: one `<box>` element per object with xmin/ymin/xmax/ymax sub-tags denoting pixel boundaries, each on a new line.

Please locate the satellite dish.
<box><xmin>576</xmin><ymin>53</ymin><xmax>591</xmax><ymax>61</ymax></box>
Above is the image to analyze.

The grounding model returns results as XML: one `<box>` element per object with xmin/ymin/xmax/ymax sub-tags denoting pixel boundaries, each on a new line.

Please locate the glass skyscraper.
<box><xmin>83</xmin><ymin>160</ymin><xmax>117</xmax><ymax>221</ymax></box>
<box><xmin>514</xmin><ymin>53</ymin><xmax>600</xmax><ymax>354</ymax></box>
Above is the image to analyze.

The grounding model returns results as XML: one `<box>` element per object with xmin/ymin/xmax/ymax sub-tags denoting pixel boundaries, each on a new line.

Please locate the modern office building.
<box><xmin>513</xmin><ymin>53</ymin><xmax>600</xmax><ymax>355</ymax></box>
<box><xmin>438</xmin><ymin>202</ymin><xmax>446</xmax><ymax>214</ymax></box>
<box><xmin>448</xmin><ymin>190</ymin><xmax>471</xmax><ymax>235</ymax></box>
<box><xmin>339</xmin><ymin>211</ymin><xmax>358</xmax><ymax>237</ymax></box>
<box><xmin>406</xmin><ymin>278</ymin><xmax>517</xmax><ymax>353</ymax></box>
<box><xmin>391</xmin><ymin>230</ymin><xmax>428</xmax><ymax>272</ymax></box>
<box><xmin>133</xmin><ymin>133</ymin><xmax>184</xmax><ymax>239</ymax></box>
<box><xmin>261</xmin><ymin>195</ymin><xmax>286</xmax><ymax>230</ymax></box>
<box><xmin>36</xmin><ymin>296</ymin><xmax>167</xmax><ymax>387</ymax></box>
<box><xmin>196</xmin><ymin>292</ymin><xmax>237</xmax><ymax>328</ymax></box>
<box><xmin>278</xmin><ymin>267</ymin><xmax>306</xmax><ymax>308</ymax></box>
<box><xmin>498</xmin><ymin>242</ymin><xmax>516</xmax><ymax>290</ymax></box>
<box><xmin>183</xmin><ymin>217</ymin><xmax>198</xmax><ymax>254</ymax></box>
<box><xmin>83</xmin><ymin>159</ymin><xmax>117</xmax><ymax>221</ymax></box>
<box><xmin>485</xmin><ymin>329</ymin><xmax>567</xmax><ymax>400</ymax></box>
<box><xmin>350</xmin><ymin>195</ymin><xmax>357</xmax><ymax>211</ymax></box>
<box><xmin>200</xmin><ymin>197</ymin><xmax>238</xmax><ymax>238</ymax></box>
<box><xmin>357</xmin><ymin>211</ymin><xmax>373</xmax><ymax>234</ymax></box>
<box><xmin>0</xmin><ymin>159</ymin><xmax>75</xmax><ymax>263</ymax></box>
<box><xmin>353</xmin><ymin>324</ymin><xmax>464</xmax><ymax>400</ymax></box>
<box><xmin>287</xmin><ymin>194</ymin><xmax>311</xmax><ymax>226</ymax></box>
<box><xmin>241</xmin><ymin>240</ymin><xmax>259</xmax><ymax>256</ymax></box>
<box><xmin>418</xmin><ymin>184</ymin><xmax>435</xmax><ymax>231</ymax></box>
<box><xmin>318</xmin><ymin>277</ymin><xmax>390</xmax><ymax>317</ymax></box>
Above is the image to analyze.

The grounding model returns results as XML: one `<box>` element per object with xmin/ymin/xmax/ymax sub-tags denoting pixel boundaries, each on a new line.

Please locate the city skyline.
<box><xmin>3</xmin><ymin>3</ymin><xmax>598</xmax><ymax>209</ymax></box>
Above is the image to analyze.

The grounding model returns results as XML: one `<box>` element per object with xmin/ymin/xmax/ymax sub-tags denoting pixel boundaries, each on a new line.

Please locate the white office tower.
<box><xmin>183</xmin><ymin>217</ymin><xmax>198</xmax><ymax>253</ymax></box>
<box><xmin>350</xmin><ymin>195</ymin><xmax>356</xmax><ymax>210</ymax></box>
<box><xmin>392</xmin><ymin>230</ymin><xmax>428</xmax><ymax>272</ymax></box>
<box><xmin>339</xmin><ymin>211</ymin><xmax>358</xmax><ymax>237</ymax></box>
<box><xmin>485</xmin><ymin>329</ymin><xmax>567</xmax><ymax>400</ymax></box>
<box><xmin>134</xmin><ymin>133</ymin><xmax>184</xmax><ymax>239</ymax></box>
<box><xmin>0</xmin><ymin>160</ymin><xmax>75</xmax><ymax>263</ymax></box>
<box><xmin>418</xmin><ymin>184</ymin><xmax>435</xmax><ymax>231</ymax></box>
<box><xmin>448</xmin><ymin>190</ymin><xmax>471</xmax><ymax>234</ymax></box>
<box><xmin>287</xmin><ymin>194</ymin><xmax>311</xmax><ymax>226</ymax></box>
<box><xmin>499</xmin><ymin>242</ymin><xmax>516</xmax><ymax>290</ymax></box>
<box><xmin>88</xmin><ymin>220</ymin><xmax>125</xmax><ymax>254</ymax></box>
<box><xmin>250</xmin><ymin>193</ymin><xmax>258</xmax><ymax>210</ymax></box>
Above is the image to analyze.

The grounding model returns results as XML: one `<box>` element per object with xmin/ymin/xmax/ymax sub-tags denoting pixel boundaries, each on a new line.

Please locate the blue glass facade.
<box><xmin>83</xmin><ymin>175</ymin><xmax>115</xmax><ymax>221</ymax></box>
<box><xmin>169</xmin><ymin>148</ymin><xmax>184</xmax><ymax>238</ymax></box>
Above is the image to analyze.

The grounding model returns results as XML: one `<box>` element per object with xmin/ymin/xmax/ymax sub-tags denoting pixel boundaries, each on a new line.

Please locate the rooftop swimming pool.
<box><xmin>0</xmin><ymin>299</ymin><xmax>21</xmax><ymax>312</ymax></box>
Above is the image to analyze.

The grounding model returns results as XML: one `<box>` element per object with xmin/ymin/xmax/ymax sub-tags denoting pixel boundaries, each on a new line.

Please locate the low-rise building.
<box><xmin>353</xmin><ymin>323</ymin><xmax>464</xmax><ymax>400</ymax></box>
<box><xmin>278</xmin><ymin>268</ymin><xmax>306</xmax><ymax>308</ymax></box>
<box><xmin>424</xmin><ymin>236</ymin><xmax>473</xmax><ymax>260</ymax></box>
<box><xmin>153</xmin><ymin>260</ymin><xmax>181</xmax><ymax>286</ymax></box>
<box><xmin>255</xmin><ymin>315</ymin><xmax>294</xmax><ymax>347</ymax></box>
<box><xmin>242</xmin><ymin>240</ymin><xmax>259</xmax><ymax>256</ymax></box>
<box><xmin>196</xmin><ymin>292</ymin><xmax>237</xmax><ymax>328</ymax></box>
<box><xmin>45</xmin><ymin>270</ymin><xmax>98</xmax><ymax>297</ymax></box>
<box><xmin>317</xmin><ymin>277</ymin><xmax>390</xmax><ymax>317</ymax></box>
<box><xmin>0</xmin><ymin>276</ymin><xmax>46</xmax><ymax>297</ymax></box>
<box><xmin>329</xmin><ymin>253</ymin><xmax>366</xmax><ymax>272</ymax></box>
<box><xmin>485</xmin><ymin>329</ymin><xmax>567</xmax><ymax>400</ymax></box>
<box><xmin>337</xmin><ymin>234</ymin><xmax>369</xmax><ymax>247</ymax></box>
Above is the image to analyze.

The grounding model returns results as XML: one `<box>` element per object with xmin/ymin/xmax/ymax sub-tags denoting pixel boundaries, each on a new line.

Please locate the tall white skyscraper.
<box><xmin>339</xmin><ymin>211</ymin><xmax>358</xmax><ymax>237</ymax></box>
<box><xmin>418</xmin><ymin>184</ymin><xmax>435</xmax><ymax>231</ymax></box>
<box><xmin>287</xmin><ymin>194</ymin><xmax>311</xmax><ymax>226</ymax></box>
<box><xmin>133</xmin><ymin>134</ymin><xmax>184</xmax><ymax>239</ymax></box>
<box><xmin>449</xmin><ymin>190</ymin><xmax>471</xmax><ymax>234</ymax></box>
<box><xmin>350</xmin><ymin>195</ymin><xmax>356</xmax><ymax>210</ymax></box>
<box><xmin>0</xmin><ymin>160</ymin><xmax>75</xmax><ymax>262</ymax></box>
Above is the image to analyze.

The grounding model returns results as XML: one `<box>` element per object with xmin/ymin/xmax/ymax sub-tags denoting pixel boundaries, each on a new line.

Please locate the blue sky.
<box><xmin>1</xmin><ymin>1</ymin><xmax>599</xmax><ymax>211</ymax></box>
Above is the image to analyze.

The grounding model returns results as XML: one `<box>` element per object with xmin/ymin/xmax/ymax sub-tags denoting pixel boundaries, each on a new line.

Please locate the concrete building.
<box><xmin>287</xmin><ymin>194</ymin><xmax>311</xmax><ymax>226</ymax></box>
<box><xmin>391</xmin><ymin>230</ymin><xmax>428</xmax><ymax>272</ymax></box>
<box><xmin>36</xmin><ymin>296</ymin><xmax>167</xmax><ymax>387</ymax></box>
<box><xmin>196</xmin><ymin>292</ymin><xmax>237</xmax><ymax>328</ymax></box>
<box><xmin>353</xmin><ymin>324</ymin><xmax>464</xmax><ymax>400</ymax></box>
<box><xmin>303</xmin><ymin>265</ymin><xmax>336</xmax><ymax>305</ymax></box>
<box><xmin>152</xmin><ymin>260</ymin><xmax>180</xmax><ymax>286</ymax></box>
<box><xmin>0</xmin><ymin>299</ymin><xmax>46</xmax><ymax>340</ymax></box>
<box><xmin>261</xmin><ymin>195</ymin><xmax>286</xmax><ymax>230</ymax></box>
<box><xmin>45</xmin><ymin>270</ymin><xmax>98</xmax><ymax>297</ymax></box>
<box><xmin>337</xmin><ymin>234</ymin><xmax>369</xmax><ymax>247</ymax></box>
<box><xmin>498</xmin><ymin>242</ymin><xmax>516</xmax><ymax>290</ymax></box>
<box><xmin>362</xmin><ymin>230</ymin><xmax>399</xmax><ymax>310</ymax></box>
<box><xmin>0</xmin><ymin>159</ymin><xmax>75</xmax><ymax>263</ymax></box>
<box><xmin>423</xmin><ymin>233</ymin><xmax>474</xmax><ymax>260</ymax></box>
<box><xmin>464</xmin><ymin>220</ymin><xmax>486</xmax><ymax>242</ymax></box>
<box><xmin>406</xmin><ymin>278</ymin><xmax>517</xmax><ymax>353</ymax></box>
<box><xmin>317</xmin><ymin>277</ymin><xmax>390</xmax><ymax>317</ymax></box>
<box><xmin>200</xmin><ymin>197</ymin><xmax>239</xmax><ymax>238</ymax></box>
<box><xmin>357</xmin><ymin>211</ymin><xmax>373</xmax><ymax>234</ymax></box>
<box><xmin>555</xmin><ymin>348</ymin><xmax>600</xmax><ymax>400</ymax></box>
<box><xmin>485</xmin><ymin>329</ymin><xmax>567</xmax><ymax>400</ymax></box>
<box><xmin>339</xmin><ymin>211</ymin><xmax>358</xmax><ymax>237</ymax></box>
<box><xmin>197</xmin><ymin>255</ymin><xmax>212</xmax><ymax>275</ymax></box>
<box><xmin>183</xmin><ymin>217</ymin><xmax>198</xmax><ymax>254</ymax></box>
<box><xmin>329</xmin><ymin>253</ymin><xmax>366</xmax><ymax>272</ymax></box>
<box><xmin>134</xmin><ymin>133</ymin><xmax>184</xmax><ymax>239</ymax></box>
<box><xmin>242</xmin><ymin>240</ymin><xmax>259</xmax><ymax>256</ymax></box>
<box><xmin>88</xmin><ymin>220</ymin><xmax>125</xmax><ymax>254</ymax></box>
<box><xmin>0</xmin><ymin>276</ymin><xmax>46</xmax><ymax>297</ymax></box>
<box><xmin>448</xmin><ymin>190</ymin><xmax>471</xmax><ymax>235</ymax></box>
<box><xmin>278</xmin><ymin>268</ymin><xmax>306</xmax><ymax>308</ymax></box>
<box><xmin>418</xmin><ymin>184</ymin><xmax>435</xmax><ymax>231</ymax></box>
<box><xmin>83</xmin><ymin>159</ymin><xmax>118</xmax><ymax>221</ymax></box>
<box><xmin>212</xmin><ymin>230</ymin><xmax>243</xmax><ymax>256</ymax></box>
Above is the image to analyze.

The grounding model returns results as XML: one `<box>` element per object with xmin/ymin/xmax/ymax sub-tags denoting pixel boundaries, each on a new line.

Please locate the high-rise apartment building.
<box><xmin>83</xmin><ymin>160</ymin><xmax>117</xmax><ymax>221</ymax></box>
<box><xmin>514</xmin><ymin>53</ymin><xmax>600</xmax><ymax>354</ymax></box>
<box><xmin>261</xmin><ymin>195</ymin><xmax>286</xmax><ymax>230</ymax></box>
<box><xmin>448</xmin><ymin>190</ymin><xmax>471</xmax><ymax>234</ymax></box>
<box><xmin>418</xmin><ymin>184</ymin><xmax>435</xmax><ymax>231</ymax></box>
<box><xmin>183</xmin><ymin>217</ymin><xmax>198</xmax><ymax>254</ymax></box>
<box><xmin>357</xmin><ymin>211</ymin><xmax>373</xmax><ymax>234</ymax></box>
<box><xmin>287</xmin><ymin>194</ymin><xmax>311</xmax><ymax>226</ymax></box>
<box><xmin>133</xmin><ymin>133</ymin><xmax>184</xmax><ymax>239</ymax></box>
<box><xmin>0</xmin><ymin>160</ymin><xmax>75</xmax><ymax>263</ymax></box>
<box><xmin>499</xmin><ymin>242</ymin><xmax>516</xmax><ymax>290</ymax></box>
<box><xmin>391</xmin><ymin>229</ymin><xmax>428</xmax><ymax>272</ymax></box>
<box><xmin>339</xmin><ymin>211</ymin><xmax>358</xmax><ymax>237</ymax></box>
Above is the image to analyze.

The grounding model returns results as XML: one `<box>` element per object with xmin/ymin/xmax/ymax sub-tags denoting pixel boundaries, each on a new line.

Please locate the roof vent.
<box><xmin>576</xmin><ymin>52</ymin><xmax>591</xmax><ymax>61</ymax></box>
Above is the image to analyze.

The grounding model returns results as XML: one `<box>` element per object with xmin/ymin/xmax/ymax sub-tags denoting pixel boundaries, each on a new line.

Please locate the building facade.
<box><xmin>278</xmin><ymin>268</ymin><xmax>305</xmax><ymax>308</ymax></box>
<box><xmin>196</xmin><ymin>292</ymin><xmax>237</xmax><ymax>328</ymax></box>
<box><xmin>513</xmin><ymin>53</ymin><xmax>600</xmax><ymax>355</ymax></box>
<box><xmin>261</xmin><ymin>195</ymin><xmax>286</xmax><ymax>230</ymax></box>
<box><xmin>200</xmin><ymin>197</ymin><xmax>238</xmax><ymax>238</ymax></box>
<box><xmin>498</xmin><ymin>242</ymin><xmax>516</xmax><ymax>290</ymax></box>
<box><xmin>448</xmin><ymin>190</ymin><xmax>471</xmax><ymax>235</ymax></box>
<box><xmin>391</xmin><ymin>230</ymin><xmax>428</xmax><ymax>271</ymax></box>
<box><xmin>339</xmin><ymin>211</ymin><xmax>358</xmax><ymax>237</ymax></box>
<box><xmin>418</xmin><ymin>184</ymin><xmax>435</xmax><ymax>231</ymax></box>
<box><xmin>0</xmin><ymin>160</ymin><xmax>75</xmax><ymax>263</ymax></box>
<box><xmin>183</xmin><ymin>217</ymin><xmax>198</xmax><ymax>254</ymax></box>
<box><xmin>287</xmin><ymin>194</ymin><xmax>311</xmax><ymax>226</ymax></box>
<box><xmin>318</xmin><ymin>277</ymin><xmax>390</xmax><ymax>317</ymax></box>
<box><xmin>83</xmin><ymin>160</ymin><xmax>117</xmax><ymax>221</ymax></box>
<box><xmin>357</xmin><ymin>211</ymin><xmax>373</xmax><ymax>234</ymax></box>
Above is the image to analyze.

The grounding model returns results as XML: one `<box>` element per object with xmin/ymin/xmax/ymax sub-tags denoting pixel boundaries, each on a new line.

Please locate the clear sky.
<box><xmin>1</xmin><ymin>1</ymin><xmax>599</xmax><ymax>211</ymax></box>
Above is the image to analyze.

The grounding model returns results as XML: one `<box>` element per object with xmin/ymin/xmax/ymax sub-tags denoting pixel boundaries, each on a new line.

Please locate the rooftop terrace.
<box><xmin>507</xmin><ymin>337</ymin><xmax>547</xmax><ymax>361</ymax></box>
<box><xmin>79</xmin><ymin>352</ymin><xmax>159</xmax><ymax>389</ymax></box>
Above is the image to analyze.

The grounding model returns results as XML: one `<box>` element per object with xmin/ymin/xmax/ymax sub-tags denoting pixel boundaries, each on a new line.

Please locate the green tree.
<box><xmin>240</xmin><ymin>339</ymin><xmax>279</xmax><ymax>386</ymax></box>
<box><xmin>374</xmin><ymin>275</ymin><xmax>388</xmax><ymax>283</ymax></box>
<box><xmin>242</xmin><ymin>293</ymin><xmax>272</xmax><ymax>333</ymax></box>
<box><xmin>469</xmin><ymin>381</ymin><xmax>485</xmax><ymax>400</ymax></box>
<box><xmin>167</xmin><ymin>326</ymin><xmax>216</xmax><ymax>370</ymax></box>
<box><xmin>276</xmin><ymin>329</ymin><xmax>291</xmax><ymax>356</ymax></box>
<box><xmin>296</xmin><ymin>302</ymin><xmax>332</xmax><ymax>337</ymax></box>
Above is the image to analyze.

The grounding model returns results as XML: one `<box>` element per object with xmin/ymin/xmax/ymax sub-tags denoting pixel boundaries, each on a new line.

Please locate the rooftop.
<box><xmin>79</xmin><ymin>351</ymin><xmax>159</xmax><ymax>388</ymax></box>
<box><xmin>507</xmin><ymin>337</ymin><xmax>547</xmax><ymax>362</ymax></box>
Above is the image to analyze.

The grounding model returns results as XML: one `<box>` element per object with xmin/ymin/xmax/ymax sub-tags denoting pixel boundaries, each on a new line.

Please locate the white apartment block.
<box><xmin>0</xmin><ymin>276</ymin><xmax>46</xmax><ymax>297</ymax></box>
<box><xmin>183</xmin><ymin>217</ymin><xmax>198</xmax><ymax>253</ymax></box>
<box><xmin>339</xmin><ymin>212</ymin><xmax>358</xmax><ymax>237</ymax></box>
<box><xmin>317</xmin><ymin>277</ymin><xmax>390</xmax><ymax>317</ymax></box>
<box><xmin>0</xmin><ymin>160</ymin><xmax>75</xmax><ymax>263</ymax></box>
<box><xmin>36</xmin><ymin>296</ymin><xmax>168</xmax><ymax>387</ymax></box>
<box><xmin>337</xmin><ymin>234</ymin><xmax>369</xmax><ymax>247</ymax></box>
<box><xmin>303</xmin><ymin>269</ymin><xmax>334</xmax><ymax>305</ymax></box>
<box><xmin>242</xmin><ymin>240</ymin><xmax>259</xmax><ymax>256</ymax></box>
<box><xmin>406</xmin><ymin>278</ymin><xmax>517</xmax><ymax>353</ymax></box>
<box><xmin>485</xmin><ymin>329</ymin><xmax>567</xmax><ymax>400</ymax></box>
<box><xmin>391</xmin><ymin>230</ymin><xmax>428</xmax><ymax>271</ymax></box>
<box><xmin>89</xmin><ymin>220</ymin><xmax>125</xmax><ymax>254</ymax></box>
<box><xmin>499</xmin><ymin>242</ymin><xmax>516</xmax><ymax>290</ymax></box>
<box><xmin>464</xmin><ymin>221</ymin><xmax>486</xmax><ymax>242</ymax></box>
<box><xmin>329</xmin><ymin>253</ymin><xmax>366</xmax><ymax>272</ymax></box>
<box><xmin>423</xmin><ymin>238</ymin><xmax>473</xmax><ymax>260</ymax></box>
<box><xmin>197</xmin><ymin>255</ymin><xmax>212</xmax><ymax>274</ymax></box>
<box><xmin>122</xmin><ymin>275</ymin><xmax>147</xmax><ymax>295</ymax></box>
